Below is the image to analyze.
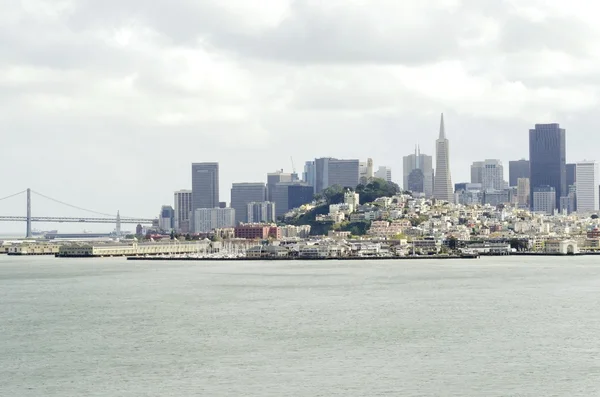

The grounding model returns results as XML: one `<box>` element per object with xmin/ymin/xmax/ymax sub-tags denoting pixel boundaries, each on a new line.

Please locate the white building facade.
<box><xmin>194</xmin><ymin>208</ymin><xmax>235</xmax><ymax>233</ymax></box>
<box><xmin>374</xmin><ymin>166</ymin><xmax>392</xmax><ymax>182</ymax></box>
<box><xmin>576</xmin><ymin>161</ymin><xmax>599</xmax><ymax>213</ymax></box>
<box><xmin>174</xmin><ymin>190</ymin><xmax>192</xmax><ymax>233</ymax></box>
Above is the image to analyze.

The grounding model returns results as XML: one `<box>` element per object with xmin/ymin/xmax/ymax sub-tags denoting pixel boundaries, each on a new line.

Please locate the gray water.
<box><xmin>1</xmin><ymin>255</ymin><xmax>600</xmax><ymax>396</ymax></box>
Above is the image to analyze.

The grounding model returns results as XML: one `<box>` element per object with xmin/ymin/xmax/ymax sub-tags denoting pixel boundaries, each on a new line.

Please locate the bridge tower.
<box><xmin>116</xmin><ymin>210</ymin><xmax>121</xmax><ymax>236</ymax></box>
<box><xmin>26</xmin><ymin>188</ymin><xmax>32</xmax><ymax>238</ymax></box>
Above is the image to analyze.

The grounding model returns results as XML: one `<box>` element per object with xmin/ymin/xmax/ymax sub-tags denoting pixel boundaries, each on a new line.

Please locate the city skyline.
<box><xmin>4</xmin><ymin>1</ymin><xmax>600</xmax><ymax>233</ymax></box>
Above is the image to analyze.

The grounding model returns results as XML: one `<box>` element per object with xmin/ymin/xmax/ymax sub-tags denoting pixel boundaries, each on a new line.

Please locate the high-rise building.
<box><xmin>471</xmin><ymin>159</ymin><xmax>505</xmax><ymax>191</ymax></box>
<box><xmin>191</xmin><ymin>162</ymin><xmax>219</xmax><ymax>214</ymax></box>
<box><xmin>303</xmin><ymin>161</ymin><xmax>316</xmax><ymax>188</ymax></box>
<box><xmin>375</xmin><ymin>166</ymin><xmax>392</xmax><ymax>182</ymax></box>
<box><xmin>314</xmin><ymin>158</ymin><xmax>360</xmax><ymax>193</ymax></box>
<box><xmin>230</xmin><ymin>183</ymin><xmax>267</xmax><ymax>224</ymax></box>
<box><xmin>470</xmin><ymin>161</ymin><xmax>484</xmax><ymax>184</ymax></box>
<box><xmin>529</xmin><ymin>124</ymin><xmax>566</xmax><ymax>209</ymax></box>
<box><xmin>174</xmin><ymin>190</ymin><xmax>192</xmax><ymax>233</ymax></box>
<box><xmin>194</xmin><ymin>208</ymin><xmax>235</xmax><ymax>233</ymax></box>
<box><xmin>359</xmin><ymin>158</ymin><xmax>374</xmax><ymax>184</ymax></box>
<box><xmin>158</xmin><ymin>205</ymin><xmax>175</xmax><ymax>232</ymax></box>
<box><xmin>509</xmin><ymin>159</ymin><xmax>530</xmax><ymax>187</ymax></box>
<box><xmin>533</xmin><ymin>186</ymin><xmax>556</xmax><ymax>215</ymax></box>
<box><xmin>267</xmin><ymin>170</ymin><xmax>293</xmax><ymax>202</ymax></box>
<box><xmin>247</xmin><ymin>202</ymin><xmax>276</xmax><ymax>223</ymax></box>
<box><xmin>272</xmin><ymin>182</ymin><xmax>314</xmax><ymax>218</ymax></box>
<box><xmin>566</xmin><ymin>163</ymin><xmax>577</xmax><ymax>189</ymax></box>
<box><xmin>433</xmin><ymin>114</ymin><xmax>453</xmax><ymax>202</ymax></box>
<box><xmin>517</xmin><ymin>178</ymin><xmax>530</xmax><ymax>208</ymax></box>
<box><xmin>403</xmin><ymin>145</ymin><xmax>434</xmax><ymax>196</ymax></box>
<box><xmin>575</xmin><ymin>161</ymin><xmax>599</xmax><ymax>213</ymax></box>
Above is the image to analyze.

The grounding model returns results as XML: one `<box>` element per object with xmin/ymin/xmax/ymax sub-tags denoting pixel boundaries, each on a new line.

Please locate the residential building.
<box><xmin>193</xmin><ymin>208</ymin><xmax>235</xmax><ymax>233</ymax></box>
<box><xmin>576</xmin><ymin>161</ymin><xmax>599</xmax><ymax>213</ymax></box>
<box><xmin>533</xmin><ymin>186</ymin><xmax>556</xmax><ymax>215</ymax></box>
<box><xmin>158</xmin><ymin>205</ymin><xmax>174</xmax><ymax>232</ymax></box>
<box><xmin>375</xmin><ymin>166</ymin><xmax>392</xmax><ymax>182</ymax></box>
<box><xmin>267</xmin><ymin>170</ymin><xmax>293</xmax><ymax>202</ymax></box>
<box><xmin>529</xmin><ymin>123</ymin><xmax>566</xmax><ymax>209</ymax></box>
<box><xmin>247</xmin><ymin>202</ymin><xmax>276</xmax><ymax>223</ymax></box>
<box><xmin>230</xmin><ymin>183</ymin><xmax>267</xmax><ymax>224</ymax></box>
<box><xmin>174</xmin><ymin>190</ymin><xmax>192</xmax><ymax>233</ymax></box>
<box><xmin>314</xmin><ymin>158</ymin><xmax>360</xmax><ymax>193</ymax></box>
<box><xmin>433</xmin><ymin>114</ymin><xmax>453</xmax><ymax>202</ymax></box>
<box><xmin>517</xmin><ymin>178</ymin><xmax>530</xmax><ymax>208</ymax></box>
<box><xmin>509</xmin><ymin>159</ymin><xmax>530</xmax><ymax>187</ymax></box>
<box><xmin>191</xmin><ymin>163</ymin><xmax>219</xmax><ymax>230</ymax></box>
<box><xmin>403</xmin><ymin>145</ymin><xmax>434</xmax><ymax>196</ymax></box>
<box><xmin>272</xmin><ymin>182</ymin><xmax>314</xmax><ymax>218</ymax></box>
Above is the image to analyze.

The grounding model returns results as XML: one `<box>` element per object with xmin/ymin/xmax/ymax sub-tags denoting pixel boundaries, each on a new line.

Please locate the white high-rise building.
<box><xmin>174</xmin><ymin>190</ymin><xmax>192</xmax><ymax>233</ymax></box>
<box><xmin>433</xmin><ymin>113</ymin><xmax>453</xmax><ymax>202</ymax></box>
<box><xmin>471</xmin><ymin>159</ymin><xmax>506</xmax><ymax>191</ymax></box>
<box><xmin>247</xmin><ymin>202</ymin><xmax>276</xmax><ymax>223</ymax></box>
<box><xmin>576</xmin><ymin>161</ymin><xmax>599</xmax><ymax>213</ymax></box>
<box><xmin>194</xmin><ymin>208</ymin><xmax>235</xmax><ymax>233</ymax></box>
<box><xmin>375</xmin><ymin>166</ymin><xmax>392</xmax><ymax>182</ymax></box>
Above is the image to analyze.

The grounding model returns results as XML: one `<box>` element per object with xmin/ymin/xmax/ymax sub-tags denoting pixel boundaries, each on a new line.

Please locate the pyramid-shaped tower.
<box><xmin>433</xmin><ymin>113</ymin><xmax>454</xmax><ymax>202</ymax></box>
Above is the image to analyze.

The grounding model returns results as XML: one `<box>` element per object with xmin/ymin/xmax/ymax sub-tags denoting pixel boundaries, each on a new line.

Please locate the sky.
<box><xmin>2</xmin><ymin>0</ymin><xmax>600</xmax><ymax>233</ymax></box>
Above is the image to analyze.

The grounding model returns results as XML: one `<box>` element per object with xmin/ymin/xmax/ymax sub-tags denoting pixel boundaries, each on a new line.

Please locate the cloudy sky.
<box><xmin>1</xmin><ymin>0</ymin><xmax>599</xmax><ymax>233</ymax></box>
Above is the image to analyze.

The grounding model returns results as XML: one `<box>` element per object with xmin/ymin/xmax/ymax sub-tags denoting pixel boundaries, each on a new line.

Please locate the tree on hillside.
<box><xmin>355</xmin><ymin>178</ymin><xmax>400</xmax><ymax>204</ymax></box>
<box><xmin>315</xmin><ymin>184</ymin><xmax>346</xmax><ymax>205</ymax></box>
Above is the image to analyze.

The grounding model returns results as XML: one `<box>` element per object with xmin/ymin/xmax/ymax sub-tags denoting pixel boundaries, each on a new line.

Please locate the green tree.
<box><xmin>355</xmin><ymin>178</ymin><xmax>400</xmax><ymax>204</ymax></box>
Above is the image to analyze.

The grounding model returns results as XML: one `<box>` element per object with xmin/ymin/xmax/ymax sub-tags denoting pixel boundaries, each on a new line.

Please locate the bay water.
<box><xmin>1</xmin><ymin>255</ymin><xmax>600</xmax><ymax>396</ymax></box>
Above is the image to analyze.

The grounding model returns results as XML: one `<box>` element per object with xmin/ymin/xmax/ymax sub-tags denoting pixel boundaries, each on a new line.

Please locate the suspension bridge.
<box><xmin>0</xmin><ymin>189</ymin><xmax>157</xmax><ymax>238</ymax></box>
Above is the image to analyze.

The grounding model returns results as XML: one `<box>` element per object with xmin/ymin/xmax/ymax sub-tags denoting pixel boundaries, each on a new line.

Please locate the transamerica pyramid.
<box><xmin>433</xmin><ymin>113</ymin><xmax>454</xmax><ymax>202</ymax></box>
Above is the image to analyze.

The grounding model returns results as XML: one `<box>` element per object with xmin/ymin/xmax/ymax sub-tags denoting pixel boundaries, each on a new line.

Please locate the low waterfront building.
<box><xmin>58</xmin><ymin>241</ymin><xmax>208</xmax><ymax>257</ymax></box>
<box><xmin>545</xmin><ymin>239</ymin><xmax>579</xmax><ymax>254</ymax></box>
<box><xmin>246</xmin><ymin>245</ymin><xmax>290</xmax><ymax>258</ymax></box>
<box><xmin>7</xmin><ymin>243</ymin><xmax>60</xmax><ymax>255</ymax></box>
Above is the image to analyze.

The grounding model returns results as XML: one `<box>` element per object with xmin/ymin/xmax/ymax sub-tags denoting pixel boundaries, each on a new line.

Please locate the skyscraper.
<box><xmin>191</xmin><ymin>163</ymin><xmax>219</xmax><ymax>230</ymax></box>
<box><xmin>529</xmin><ymin>123</ymin><xmax>566</xmax><ymax>209</ymax></box>
<box><xmin>230</xmin><ymin>183</ymin><xmax>267</xmax><ymax>224</ymax></box>
<box><xmin>374</xmin><ymin>166</ymin><xmax>392</xmax><ymax>182</ymax></box>
<box><xmin>267</xmin><ymin>170</ymin><xmax>293</xmax><ymax>202</ymax></box>
<box><xmin>314</xmin><ymin>158</ymin><xmax>360</xmax><ymax>193</ymax></box>
<box><xmin>174</xmin><ymin>189</ymin><xmax>192</xmax><ymax>233</ymax></box>
<box><xmin>272</xmin><ymin>182</ymin><xmax>314</xmax><ymax>218</ymax></box>
<box><xmin>517</xmin><ymin>178</ymin><xmax>530</xmax><ymax>208</ymax></box>
<box><xmin>247</xmin><ymin>202</ymin><xmax>276</xmax><ymax>223</ymax></box>
<box><xmin>471</xmin><ymin>159</ymin><xmax>505</xmax><ymax>191</ymax></box>
<box><xmin>403</xmin><ymin>145</ymin><xmax>433</xmax><ymax>196</ymax></box>
<box><xmin>433</xmin><ymin>114</ymin><xmax>453</xmax><ymax>202</ymax></box>
<box><xmin>566</xmin><ymin>163</ymin><xmax>577</xmax><ymax>189</ymax></box>
<box><xmin>509</xmin><ymin>159</ymin><xmax>530</xmax><ymax>187</ymax></box>
<box><xmin>575</xmin><ymin>161</ymin><xmax>599</xmax><ymax>213</ymax></box>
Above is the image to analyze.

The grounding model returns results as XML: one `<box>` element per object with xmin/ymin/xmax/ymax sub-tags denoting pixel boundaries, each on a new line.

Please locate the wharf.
<box><xmin>127</xmin><ymin>254</ymin><xmax>480</xmax><ymax>261</ymax></box>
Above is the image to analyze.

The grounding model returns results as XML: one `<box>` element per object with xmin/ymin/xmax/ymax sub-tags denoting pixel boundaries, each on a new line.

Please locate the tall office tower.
<box><xmin>230</xmin><ymin>183</ymin><xmax>267</xmax><ymax>224</ymax></box>
<box><xmin>471</xmin><ymin>159</ymin><xmax>505</xmax><ymax>191</ymax></box>
<box><xmin>191</xmin><ymin>162</ymin><xmax>219</xmax><ymax>209</ymax></box>
<box><xmin>433</xmin><ymin>114</ymin><xmax>453</xmax><ymax>202</ymax></box>
<box><xmin>509</xmin><ymin>159</ymin><xmax>530</xmax><ymax>187</ymax></box>
<box><xmin>359</xmin><ymin>158</ymin><xmax>375</xmax><ymax>184</ymax></box>
<box><xmin>193</xmin><ymin>208</ymin><xmax>235</xmax><ymax>233</ymax></box>
<box><xmin>375</xmin><ymin>166</ymin><xmax>392</xmax><ymax>182</ymax></box>
<box><xmin>575</xmin><ymin>161</ymin><xmax>599</xmax><ymax>213</ymax></box>
<box><xmin>517</xmin><ymin>178</ymin><xmax>530</xmax><ymax>208</ymax></box>
<box><xmin>314</xmin><ymin>158</ymin><xmax>360</xmax><ymax>193</ymax></box>
<box><xmin>529</xmin><ymin>123</ymin><xmax>566</xmax><ymax>209</ymax></box>
<box><xmin>267</xmin><ymin>170</ymin><xmax>293</xmax><ymax>202</ymax></box>
<box><xmin>272</xmin><ymin>182</ymin><xmax>314</xmax><ymax>218</ymax></box>
<box><xmin>470</xmin><ymin>161</ymin><xmax>484</xmax><ymax>184</ymax></box>
<box><xmin>174</xmin><ymin>189</ymin><xmax>192</xmax><ymax>233</ymax></box>
<box><xmin>247</xmin><ymin>202</ymin><xmax>276</xmax><ymax>223</ymax></box>
<box><xmin>158</xmin><ymin>205</ymin><xmax>175</xmax><ymax>231</ymax></box>
<box><xmin>403</xmin><ymin>145</ymin><xmax>434</xmax><ymax>196</ymax></box>
<box><xmin>533</xmin><ymin>186</ymin><xmax>556</xmax><ymax>215</ymax></box>
<box><xmin>566</xmin><ymin>163</ymin><xmax>577</xmax><ymax>189</ymax></box>
<box><xmin>303</xmin><ymin>161</ymin><xmax>316</xmax><ymax>188</ymax></box>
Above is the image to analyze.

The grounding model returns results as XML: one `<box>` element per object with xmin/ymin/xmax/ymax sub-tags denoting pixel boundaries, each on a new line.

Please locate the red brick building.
<box><xmin>235</xmin><ymin>224</ymin><xmax>281</xmax><ymax>240</ymax></box>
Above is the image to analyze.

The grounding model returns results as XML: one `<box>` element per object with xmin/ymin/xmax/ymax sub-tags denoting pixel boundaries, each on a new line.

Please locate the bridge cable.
<box><xmin>0</xmin><ymin>190</ymin><xmax>27</xmax><ymax>202</ymax></box>
<box><xmin>31</xmin><ymin>190</ymin><xmax>115</xmax><ymax>217</ymax></box>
